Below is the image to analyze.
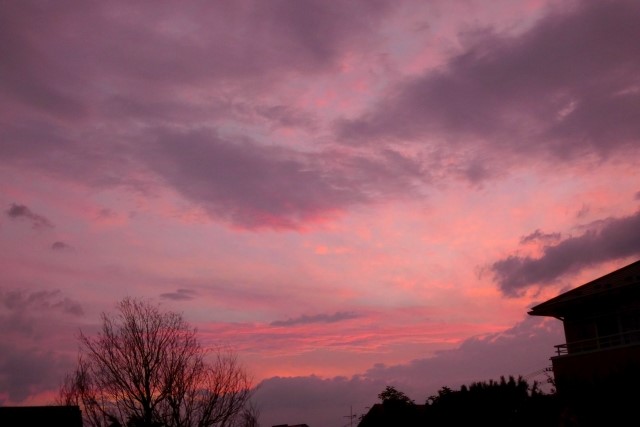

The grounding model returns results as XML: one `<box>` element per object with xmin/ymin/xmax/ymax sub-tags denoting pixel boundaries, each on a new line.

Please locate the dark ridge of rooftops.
<box><xmin>529</xmin><ymin>259</ymin><xmax>640</xmax><ymax>317</ymax></box>
<box><xmin>0</xmin><ymin>405</ymin><xmax>83</xmax><ymax>427</ymax></box>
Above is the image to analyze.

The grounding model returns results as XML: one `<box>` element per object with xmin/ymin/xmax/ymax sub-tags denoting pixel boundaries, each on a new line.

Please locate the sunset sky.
<box><xmin>2</xmin><ymin>0</ymin><xmax>640</xmax><ymax>425</ymax></box>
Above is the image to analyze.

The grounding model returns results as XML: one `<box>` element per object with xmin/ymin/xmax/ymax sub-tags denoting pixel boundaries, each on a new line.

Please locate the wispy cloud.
<box><xmin>51</xmin><ymin>241</ymin><xmax>72</xmax><ymax>251</ymax></box>
<box><xmin>0</xmin><ymin>289</ymin><xmax>84</xmax><ymax>317</ymax></box>
<box><xmin>160</xmin><ymin>288</ymin><xmax>197</xmax><ymax>301</ymax></box>
<box><xmin>519</xmin><ymin>229</ymin><xmax>562</xmax><ymax>245</ymax></box>
<box><xmin>271</xmin><ymin>311</ymin><xmax>359</xmax><ymax>327</ymax></box>
<box><xmin>6</xmin><ymin>204</ymin><xmax>54</xmax><ymax>230</ymax></box>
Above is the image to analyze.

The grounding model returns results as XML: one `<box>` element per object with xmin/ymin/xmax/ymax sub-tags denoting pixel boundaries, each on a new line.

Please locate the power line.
<box><xmin>523</xmin><ymin>366</ymin><xmax>553</xmax><ymax>380</ymax></box>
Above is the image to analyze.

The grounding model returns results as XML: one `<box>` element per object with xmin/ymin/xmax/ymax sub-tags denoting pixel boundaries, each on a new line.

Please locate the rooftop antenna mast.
<box><xmin>344</xmin><ymin>405</ymin><xmax>357</xmax><ymax>427</ymax></box>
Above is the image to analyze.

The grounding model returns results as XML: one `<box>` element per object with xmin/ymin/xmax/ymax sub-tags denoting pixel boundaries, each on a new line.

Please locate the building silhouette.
<box><xmin>0</xmin><ymin>405</ymin><xmax>83</xmax><ymax>427</ymax></box>
<box><xmin>529</xmin><ymin>259</ymin><xmax>640</xmax><ymax>424</ymax></box>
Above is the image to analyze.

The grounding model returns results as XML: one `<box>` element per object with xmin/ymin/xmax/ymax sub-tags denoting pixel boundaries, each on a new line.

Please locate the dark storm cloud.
<box><xmin>6</xmin><ymin>204</ymin><xmax>54</xmax><ymax>230</ymax></box>
<box><xmin>271</xmin><ymin>311</ymin><xmax>359</xmax><ymax>327</ymax></box>
<box><xmin>339</xmin><ymin>0</ymin><xmax>640</xmax><ymax>163</ymax></box>
<box><xmin>492</xmin><ymin>211</ymin><xmax>640</xmax><ymax>296</ymax></box>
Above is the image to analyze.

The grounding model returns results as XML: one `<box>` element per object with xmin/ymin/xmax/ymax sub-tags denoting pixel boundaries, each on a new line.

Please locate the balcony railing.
<box><xmin>554</xmin><ymin>329</ymin><xmax>640</xmax><ymax>356</ymax></box>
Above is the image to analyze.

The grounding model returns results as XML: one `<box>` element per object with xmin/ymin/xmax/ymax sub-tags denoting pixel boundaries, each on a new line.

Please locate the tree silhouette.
<box><xmin>377</xmin><ymin>386</ymin><xmax>414</xmax><ymax>405</ymax></box>
<box><xmin>358</xmin><ymin>386</ymin><xmax>423</xmax><ymax>427</ymax></box>
<box><xmin>426</xmin><ymin>376</ymin><xmax>559</xmax><ymax>426</ymax></box>
<box><xmin>359</xmin><ymin>377</ymin><xmax>560</xmax><ymax>427</ymax></box>
<box><xmin>59</xmin><ymin>298</ymin><xmax>252</xmax><ymax>427</ymax></box>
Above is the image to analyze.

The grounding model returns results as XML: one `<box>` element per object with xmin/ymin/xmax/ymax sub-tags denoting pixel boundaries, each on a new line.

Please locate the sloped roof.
<box><xmin>528</xmin><ymin>259</ymin><xmax>640</xmax><ymax>317</ymax></box>
<box><xmin>0</xmin><ymin>405</ymin><xmax>82</xmax><ymax>427</ymax></box>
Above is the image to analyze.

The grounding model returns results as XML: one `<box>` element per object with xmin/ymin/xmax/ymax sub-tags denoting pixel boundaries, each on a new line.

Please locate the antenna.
<box><xmin>343</xmin><ymin>405</ymin><xmax>357</xmax><ymax>427</ymax></box>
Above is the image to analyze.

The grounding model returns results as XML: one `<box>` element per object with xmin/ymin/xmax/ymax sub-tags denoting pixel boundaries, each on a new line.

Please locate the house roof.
<box><xmin>0</xmin><ymin>405</ymin><xmax>83</xmax><ymax>427</ymax></box>
<box><xmin>528</xmin><ymin>259</ymin><xmax>640</xmax><ymax>317</ymax></box>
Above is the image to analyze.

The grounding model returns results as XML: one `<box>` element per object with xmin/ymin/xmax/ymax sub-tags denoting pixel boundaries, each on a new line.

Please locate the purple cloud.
<box><xmin>254</xmin><ymin>105</ymin><xmax>317</xmax><ymax>130</ymax></box>
<box><xmin>51</xmin><ymin>241</ymin><xmax>73</xmax><ymax>251</ymax></box>
<box><xmin>159</xmin><ymin>289</ymin><xmax>197</xmax><ymax>301</ymax></box>
<box><xmin>519</xmin><ymin>229</ymin><xmax>562</xmax><ymax>245</ymax></box>
<box><xmin>144</xmin><ymin>128</ymin><xmax>370</xmax><ymax>229</ymax></box>
<box><xmin>0</xmin><ymin>289</ymin><xmax>83</xmax><ymax>403</ymax></box>
<box><xmin>0</xmin><ymin>120</ymin><xmax>137</xmax><ymax>190</ymax></box>
<box><xmin>143</xmin><ymin>127</ymin><xmax>433</xmax><ymax>229</ymax></box>
<box><xmin>0</xmin><ymin>1</ymin><xmax>394</xmax><ymax>114</ymax></box>
<box><xmin>0</xmin><ymin>0</ymin><xmax>397</xmax><ymax>201</ymax></box>
<box><xmin>6</xmin><ymin>204</ymin><xmax>54</xmax><ymax>230</ymax></box>
<box><xmin>0</xmin><ymin>342</ymin><xmax>73</xmax><ymax>404</ymax></box>
<box><xmin>255</xmin><ymin>375</ymin><xmax>383</xmax><ymax>427</ymax></box>
<box><xmin>492</xmin><ymin>211</ymin><xmax>640</xmax><ymax>296</ymax></box>
<box><xmin>363</xmin><ymin>316</ymin><xmax>561</xmax><ymax>394</ymax></box>
<box><xmin>0</xmin><ymin>289</ymin><xmax>84</xmax><ymax>318</ymax></box>
<box><xmin>1</xmin><ymin>0</ymin><xmax>638</xmax><ymax>233</ymax></box>
<box><xmin>271</xmin><ymin>311</ymin><xmax>359</xmax><ymax>327</ymax></box>
<box><xmin>339</xmin><ymin>0</ymin><xmax>640</xmax><ymax>169</ymax></box>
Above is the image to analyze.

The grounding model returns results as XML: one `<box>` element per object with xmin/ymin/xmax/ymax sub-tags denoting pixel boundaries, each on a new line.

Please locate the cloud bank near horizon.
<box><xmin>256</xmin><ymin>315</ymin><xmax>562</xmax><ymax>426</ymax></box>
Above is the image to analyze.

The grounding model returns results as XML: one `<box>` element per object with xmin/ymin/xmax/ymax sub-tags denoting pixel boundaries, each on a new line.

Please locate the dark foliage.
<box><xmin>377</xmin><ymin>386</ymin><xmax>414</xmax><ymax>405</ymax></box>
<box><xmin>359</xmin><ymin>377</ymin><xmax>561</xmax><ymax>427</ymax></box>
<box><xmin>426</xmin><ymin>376</ymin><xmax>560</xmax><ymax>426</ymax></box>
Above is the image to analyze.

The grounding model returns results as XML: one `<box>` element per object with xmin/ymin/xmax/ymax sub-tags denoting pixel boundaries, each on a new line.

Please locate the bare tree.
<box><xmin>60</xmin><ymin>298</ymin><xmax>252</xmax><ymax>427</ymax></box>
<box><xmin>231</xmin><ymin>399</ymin><xmax>261</xmax><ymax>427</ymax></box>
